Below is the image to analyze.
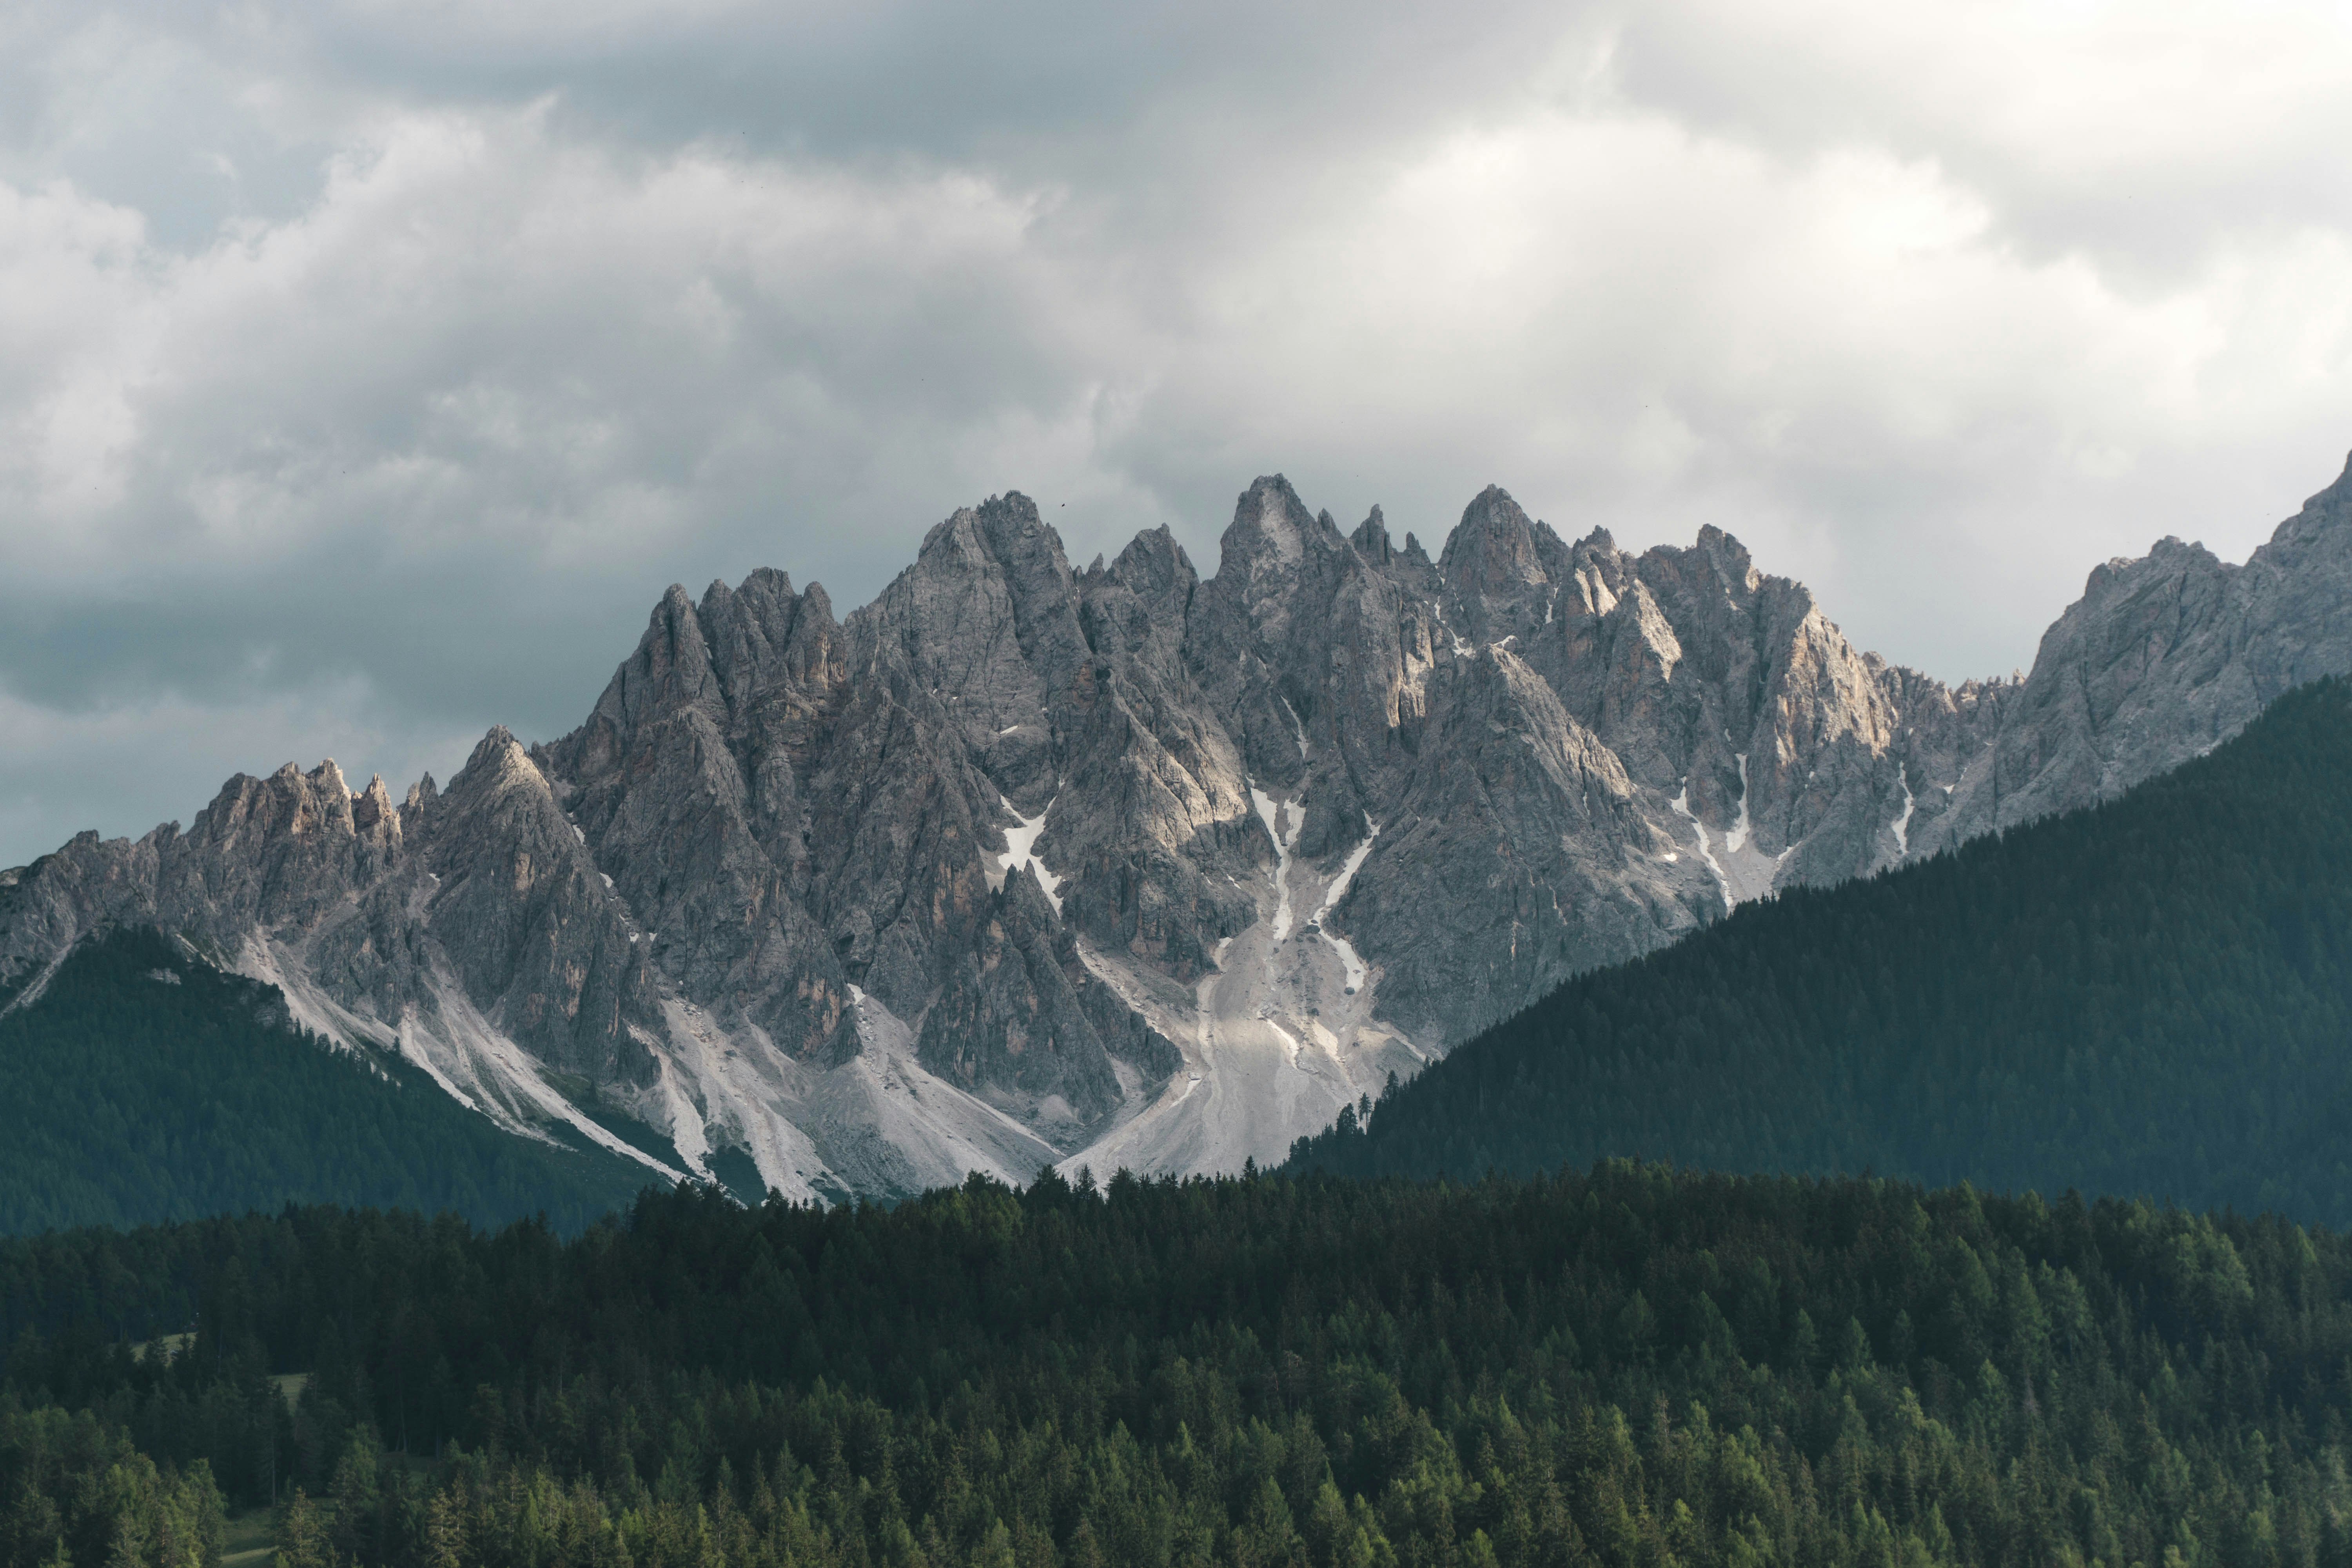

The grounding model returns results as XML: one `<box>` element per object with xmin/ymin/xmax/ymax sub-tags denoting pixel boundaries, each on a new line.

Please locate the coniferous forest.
<box><xmin>1290</xmin><ymin>678</ymin><xmax>2352</xmax><ymax>1225</ymax></box>
<box><xmin>9</xmin><ymin>1166</ymin><xmax>2352</xmax><ymax>1568</ymax></box>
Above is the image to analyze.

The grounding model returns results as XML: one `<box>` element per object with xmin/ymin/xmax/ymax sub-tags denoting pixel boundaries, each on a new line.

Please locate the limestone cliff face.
<box><xmin>1917</xmin><ymin>456</ymin><xmax>2352</xmax><ymax>851</ymax></box>
<box><xmin>10</xmin><ymin>452</ymin><xmax>2352</xmax><ymax>1194</ymax></box>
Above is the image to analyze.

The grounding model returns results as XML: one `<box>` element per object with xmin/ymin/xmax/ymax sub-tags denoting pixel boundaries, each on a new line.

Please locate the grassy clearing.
<box><xmin>220</xmin><ymin>1507</ymin><xmax>275</xmax><ymax>1567</ymax></box>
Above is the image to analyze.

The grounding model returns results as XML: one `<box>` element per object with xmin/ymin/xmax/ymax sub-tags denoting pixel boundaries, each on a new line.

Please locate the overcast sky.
<box><xmin>4</xmin><ymin>0</ymin><xmax>2352</xmax><ymax>866</ymax></box>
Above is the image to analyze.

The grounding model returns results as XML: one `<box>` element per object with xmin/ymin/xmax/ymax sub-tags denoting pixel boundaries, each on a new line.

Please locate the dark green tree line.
<box><xmin>9</xmin><ymin>1167</ymin><xmax>2352</xmax><ymax>1566</ymax></box>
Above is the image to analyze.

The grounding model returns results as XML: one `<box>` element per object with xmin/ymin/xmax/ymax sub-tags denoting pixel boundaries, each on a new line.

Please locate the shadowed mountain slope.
<box><xmin>0</xmin><ymin>927</ymin><xmax>657</xmax><ymax>1234</ymax></box>
<box><xmin>1289</xmin><ymin>677</ymin><xmax>2352</xmax><ymax>1225</ymax></box>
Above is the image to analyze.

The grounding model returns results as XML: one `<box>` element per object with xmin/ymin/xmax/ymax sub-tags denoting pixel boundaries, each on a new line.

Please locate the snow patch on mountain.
<box><xmin>1249</xmin><ymin>783</ymin><xmax>1305</xmax><ymax>942</ymax></box>
<box><xmin>1892</xmin><ymin>765</ymin><xmax>1915</xmax><ymax>858</ymax></box>
<box><xmin>1309</xmin><ymin>822</ymin><xmax>1379</xmax><ymax>993</ymax></box>
<box><xmin>1671</xmin><ymin>781</ymin><xmax>1731</xmax><ymax>912</ymax></box>
<box><xmin>1726</xmin><ymin>754</ymin><xmax>1753</xmax><ymax>854</ymax></box>
<box><xmin>991</xmin><ymin>793</ymin><xmax>1064</xmax><ymax>915</ymax></box>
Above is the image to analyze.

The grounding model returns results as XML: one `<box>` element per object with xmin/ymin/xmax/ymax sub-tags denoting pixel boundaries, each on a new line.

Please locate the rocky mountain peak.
<box><xmin>1439</xmin><ymin>485</ymin><xmax>1556</xmax><ymax>592</ymax></box>
<box><xmin>1433</xmin><ymin>485</ymin><xmax>1574</xmax><ymax>648</ymax></box>
<box><xmin>588</xmin><ymin>585</ymin><xmax>725</xmax><ymax>754</ymax></box>
<box><xmin>2079</xmin><ymin>534</ymin><xmax>2226</xmax><ymax>605</ymax></box>
<box><xmin>1225</xmin><ymin>474</ymin><xmax>1317</xmax><ymax>566</ymax></box>
<box><xmin>15</xmin><ymin>450</ymin><xmax>2352</xmax><ymax>1198</ymax></box>
<box><xmin>1079</xmin><ymin>525</ymin><xmax>1197</xmax><ymax>682</ymax></box>
<box><xmin>457</xmin><ymin>726</ymin><xmax>533</xmax><ymax>782</ymax></box>
<box><xmin>1684</xmin><ymin>524</ymin><xmax>1762</xmax><ymax>599</ymax></box>
<box><xmin>1105</xmin><ymin>524</ymin><xmax>1195</xmax><ymax>600</ymax></box>
<box><xmin>859</xmin><ymin>491</ymin><xmax>1089</xmax><ymax>754</ymax></box>
<box><xmin>352</xmin><ymin>775</ymin><xmax>401</xmax><ymax>850</ymax></box>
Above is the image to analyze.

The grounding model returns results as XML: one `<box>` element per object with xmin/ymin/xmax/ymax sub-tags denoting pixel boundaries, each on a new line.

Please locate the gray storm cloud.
<box><xmin>2</xmin><ymin>0</ymin><xmax>2351</xmax><ymax>866</ymax></box>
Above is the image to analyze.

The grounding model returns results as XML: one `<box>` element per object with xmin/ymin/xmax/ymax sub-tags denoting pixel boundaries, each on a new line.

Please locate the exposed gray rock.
<box><xmin>1920</xmin><ymin>455</ymin><xmax>2352</xmax><ymax>849</ymax></box>
<box><xmin>12</xmin><ymin>451</ymin><xmax>2352</xmax><ymax>1193</ymax></box>
<box><xmin>411</xmin><ymin>728</ymin><xmax>663</xmax><ymax>1083</ymax></box>
<box><xmin>1341</xmin><ymin>643</ymin><xmax>1708</xmax><ymax>1045</ymax></box>
<box><xmin>916</xmin><ymin>867</ymin><xmax>1125</xmax><ymax>1128</ymax></box>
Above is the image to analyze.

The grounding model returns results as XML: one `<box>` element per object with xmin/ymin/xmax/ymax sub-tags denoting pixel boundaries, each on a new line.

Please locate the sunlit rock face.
<box><xmin>10</xmin><ymin>454</ymin><xmax>2352</xmax><ymax>1196</ymax></box>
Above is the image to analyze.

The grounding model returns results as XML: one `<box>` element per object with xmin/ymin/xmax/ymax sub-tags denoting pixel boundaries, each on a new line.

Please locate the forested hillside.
<box><xmin>7</xmin><ymin>1167</ymin><xmax>2352</xmax><ymax>1568</ymax></box>
<box><xmin>1293</xmin><ymin>677</ymin><xmax>2352</xmax><ymax>1224</ymax></box>
<box><xmin>0</xmin><ymin>927</ymin><xmax>655</xmax><ymax>1234</ymax></box>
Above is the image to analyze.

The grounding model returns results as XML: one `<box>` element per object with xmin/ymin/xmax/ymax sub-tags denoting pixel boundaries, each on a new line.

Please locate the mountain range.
<box><xmin>7</xmin><ymin>452</ymin><xmax>2352</xmax><ymax>1202</ymax></box>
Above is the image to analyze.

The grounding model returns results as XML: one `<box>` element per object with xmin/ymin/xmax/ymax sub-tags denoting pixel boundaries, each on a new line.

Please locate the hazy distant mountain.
<box><xmin>6</xmin><ymin>452</ymin><xmax>2352</xmax><ymax>1200</ymax></box>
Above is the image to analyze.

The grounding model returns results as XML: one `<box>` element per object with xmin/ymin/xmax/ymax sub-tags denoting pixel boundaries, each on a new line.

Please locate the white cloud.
<box><xmin>3</xmin><ymin>105</ymin><xmax>1106</xmax><ymax>579</ymax></box>
<box><xmin>4</xmin><ymin>0</ymin><xmax>2352</xmax><ymax>865</ymax></box>
<box><xmin>1119</xmin><ymin>103</ymin><xmax>2352</xmax><ymax>659</ymax></box>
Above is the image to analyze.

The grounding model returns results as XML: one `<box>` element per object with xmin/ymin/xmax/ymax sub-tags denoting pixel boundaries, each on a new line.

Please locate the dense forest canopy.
<box><xmin>0</xmin><ymin>927</ymin><xmax>652</xmax><ymax>1236</ymax></box>
<box><xmin>8</xmin><ymin>1167</ymin><xmax>2352</xmax><ymax>1568</ymax></box>
<box><xmin>1291</xmin><ymin>677</ymin><xmax>2352</xmax><ymax>1226</ymax></box>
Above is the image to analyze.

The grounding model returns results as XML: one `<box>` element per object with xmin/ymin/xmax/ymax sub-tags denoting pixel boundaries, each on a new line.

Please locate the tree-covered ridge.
<box><xmin>10</xmin><ymin>1167</ymin><xmax>2352</xmax><ymax>1567</ymax></box>
<box><xmin>0</xmin><ymin>927</ymin><xmax>654</xmax><ymax>1236</ymax></box>
<box><xmin>1293</xmin><ymin>676</ymin><xmax>2352</xmax><ymax>1224</ymax></box>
